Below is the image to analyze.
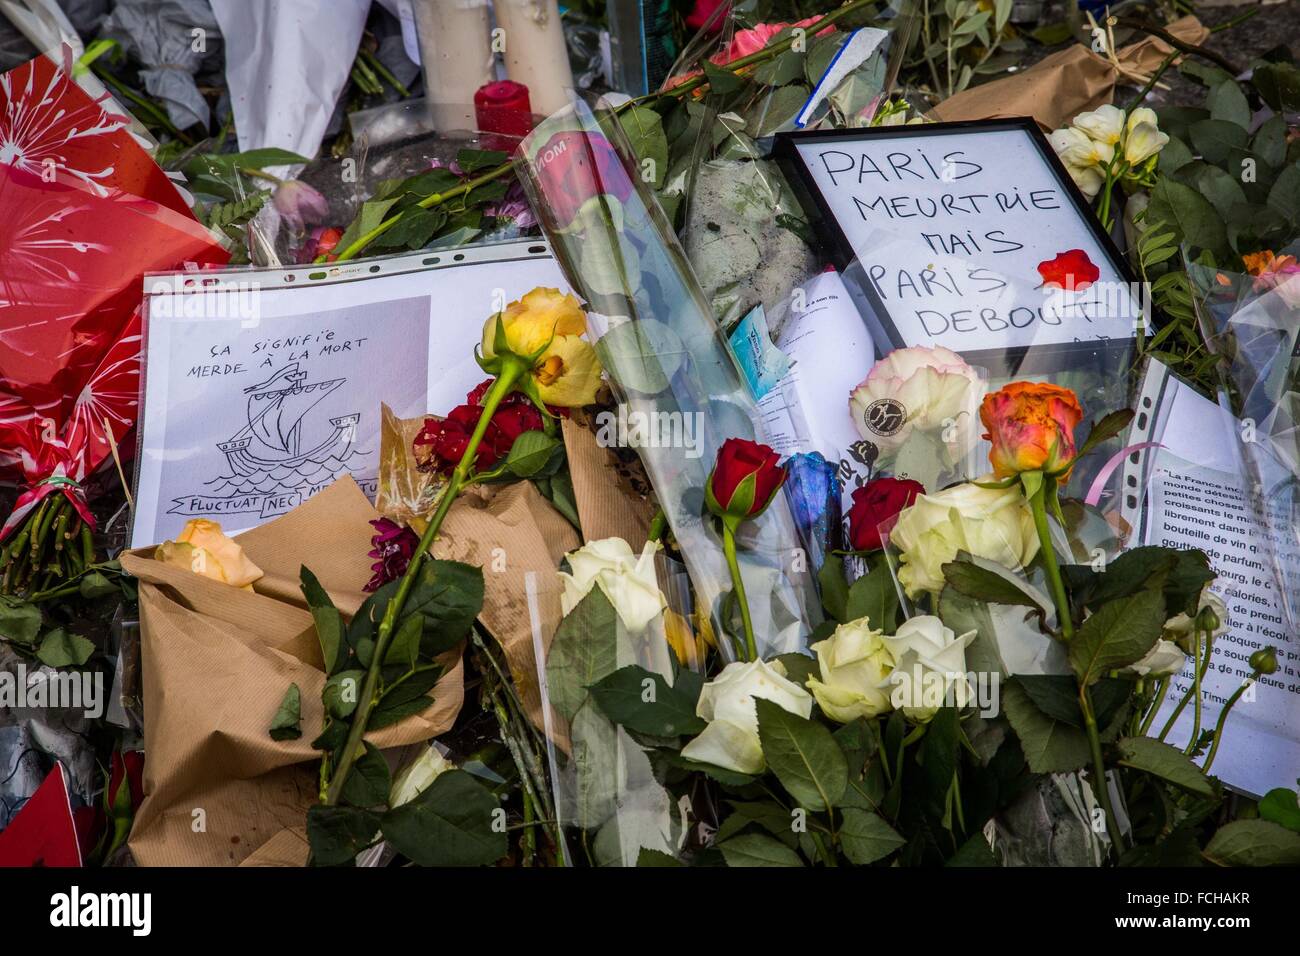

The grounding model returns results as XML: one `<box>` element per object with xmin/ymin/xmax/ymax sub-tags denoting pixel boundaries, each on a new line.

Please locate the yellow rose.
<box><xmin>154</xmin><ymin>518</ymin><xmax>263</xmax><ymax>590</ymax></box>
<box><xmin>806</xmin><ymin>617</ymin><xmax>896</xmax><ymax>723</ymax></box>
<box><xmin>479</xmin><ymin>287</ymin><xmax>603</xmax><ymax>408</ymax></box>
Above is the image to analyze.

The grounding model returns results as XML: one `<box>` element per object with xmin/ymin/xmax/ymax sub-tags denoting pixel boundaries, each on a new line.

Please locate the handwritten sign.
<box><xmin>132</xmin><ymin>240</ymin><xmax>569</xmax><ymax>545</ymax></box>
<box><xmin>775</xmin><ymin>120</ymin><xmax>1142</xmax><ymax>360</ymax></box>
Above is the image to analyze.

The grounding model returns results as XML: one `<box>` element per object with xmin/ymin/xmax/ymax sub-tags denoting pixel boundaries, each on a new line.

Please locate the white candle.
<box><xmin>413</xmin><ymin>0</ymin><xmax>496</xmax><ymax>132</ymax></box>
<box><xmin>492</xmin><ymin>0</ymin><xmax>575</xmax><ymax>117</ymax></box>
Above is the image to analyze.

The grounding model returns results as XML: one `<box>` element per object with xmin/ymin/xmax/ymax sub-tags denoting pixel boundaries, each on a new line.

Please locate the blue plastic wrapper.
<box><xmin>784</xmin><ymin>450</ymin><xmax>842</xmax><ymax>578</ymax></box>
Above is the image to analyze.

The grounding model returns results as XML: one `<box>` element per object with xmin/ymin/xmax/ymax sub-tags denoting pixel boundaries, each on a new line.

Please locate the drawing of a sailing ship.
<box><xmin>217</xmin><ymin>363</ymin><xmax>358</xmax><ymax>474</ymax></box>
<box><xmin>169</xmin><ymin>363</ymin><xmax>367</xmax><ymax>520</ymax></box>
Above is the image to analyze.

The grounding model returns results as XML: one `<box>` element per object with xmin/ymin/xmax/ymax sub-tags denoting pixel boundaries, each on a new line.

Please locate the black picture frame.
<box><xmin>773</xmin><ymin>117</ymin><xmax>1149</xmax><ymax>377</ymax></box>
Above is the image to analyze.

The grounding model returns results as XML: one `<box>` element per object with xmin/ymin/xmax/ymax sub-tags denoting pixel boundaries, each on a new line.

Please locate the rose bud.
<box><xmin>529</xmin><ymin>129</ymin><xmax>633</xmax><ymax>230</ymax></box>
<box><xmin>979</xmin><ymin>381</ymin><xmax>1085</xmax><ymax>480</ymax></box>
<box><xmin>1250</xmin><ymin>647</ymin><xmax>1278</xmax><ymax>675</ymax></box>
<box><xmin>705</xmin><ymin>438</ymin><xmax>787</xmax><ymax>524</ymax></box>
<box><xmin>847</xmin><ymin>477</ymin><xmax>925</xmax><ymax>552</ymax></box>
<box><xmin>272</xmin><ymin>179</ymin><xmax>330</xmax><ymax>233</ymax></box>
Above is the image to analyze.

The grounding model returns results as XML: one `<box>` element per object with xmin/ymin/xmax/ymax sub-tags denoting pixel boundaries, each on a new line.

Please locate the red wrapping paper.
<box><xmin>0</xmin><ymin>51</ymin><xmax>229</xmax><ymax>538</ymax></box>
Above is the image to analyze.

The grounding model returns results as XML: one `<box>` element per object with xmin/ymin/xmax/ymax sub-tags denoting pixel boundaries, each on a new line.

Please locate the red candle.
<box><xmin>474</xmin><ymin>80</ymin><xmax>533</xmax><ymax>152</ymax></box>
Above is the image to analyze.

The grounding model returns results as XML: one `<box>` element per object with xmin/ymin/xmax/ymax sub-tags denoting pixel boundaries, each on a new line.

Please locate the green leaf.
<box><xmin>754</xmin><ymin>49</ymin><xmax>805</xmax><ymax>87</ymax></box>
<box><xmin>941</xmin><ymin>559</ymin><xmax>1041</xmax><ymax>609</ymax></box>
<box><xmin>1001</xmin><ymin>680</ymin><xmax>1091</xmax><ymax>774</ymax></box>
<box><xmin>0</xmin><ymin>596</ymin><xmax>41</xmax><ymax>645</ymax></box>
<box><xmin>1252</xmin><ymin>61</ymin><xmax>1300</xmax><ymax>113</ymax></box>
<box><xmin>306</xmin><ymin>804</ymin><xmax>380</xmax><ymax>866</ymax></box>
<box><xmin>383</xmin><ymin>614</ymin><xmax>423</xmax><ymax>670</ymax></box>
<box><xmin>1078</xmin><ymin>408</ymin><xmax>1134</xmax><ymax>457</ymax></box>
<box><xmin>340</xmin><ymin>741</ymin><xmax>392</xmax><ymax>808</ymax></box>
<box><xmin>716</xmin><ymin>800</ymin><xmax>799</xmax><ymax>847</ymax></box>
<box><xmin>588</xmin><ymin>665</ymin><xmax>706</xmax><ymax>736</ymax></box>
<box><xmin>839</xmin><ymin>807</ymin><xmax>905</xmax><ymax>864</ymax></box>
<box><xmin>1116</xmin><ymin>737</ymin><xmax>1216</xmax><ymax>797</ymax></box>
<box><xmin>398</xmin><ymin>167</ymin><xmax>461</xmax><ymax>198</ymax></box>
<box><xmin>1148</xmin><ymin>174</ymin><xmax>1228</xmax><ymax>261</ymax></box>
<box><xmin>382</xmin><ymin>769</ymin><xmax>507</xmax><ymax>866</ymax></box>
<box><xmin>703</xmin><ymin>61</ymin><xmax>747</xmax><ymax>95</ymax></box>
<box><xmin>228</xmin><ymin>147</ymin><xmax>309</xmax><ymax>169</ymax></box>
<box><xmin>300</xmin><ymin>567</ymin><xmax>344</xmax><ymax>674</ymax></box>
<box><xmin>373</xmin><ymin>206</ymin><xmax>444</xmax><ymax>250</ymax></box>
<box><xmin>405</xmin><ymin>559</ymin><xmax>484</xmax><ymax>655</ymax></box>
<box><xmin>755</xmin><ymin>698</ymin><xmax>847</xmax><ymax>811</ymax></box>
<box><xmin>1267</xmin><ymin>163</ymin><xmax>1300</xmax><ymax>224</ymax></box>
<box><xmin>323</xmin><ymin>669</ymin><xmax>365</xmax><ymax>719</ymax></box>
<box><xmin>78</xmin><ymin>571</ymin><xmax>119</xmax><ymax>599</ymax></box>
<box><xmin>773</xmin><ymin>651</ymin><xmax>820</xmax><ymax>688</ymax></box>
<box><xmin>845</xmin><ymin>560</ymin><xmax>901</xmax><ymax>630</ymax></box>
<box><xmin>818</xmin><ymin>554</ymin><xmax>849</xmax><ymax>623</ymax></box>
<box><xmin>545</xmin><ymin>587</ymin><xmax>618</xmax><ymax>719</ymax></box>
<box><xmin>1258</xmin><ymin>788</ymin><xmax>1300</xmax><ymax>833</ymax></box>
<box><xmin>455</xmin><ymin>148</ymin><xmax>508</xmax><ymax>173</ymax></box>
<box><xmin>1157</xmin><ymin>136</ymin><xmax>1193</xmax><ymax>175</ymax></box>
<box><xmin>749</xmin><ymin>84</ymin><xmax>809</xmax><ymax>137</ymax></box>
<box><xmin>1207</xmin><ymin>80</ymin><xmax>1251</xmax><ymax>129</ymax></box>
<box><xmin>804</xmin><ymin>33</ymin><xmax>845</xmax><ymax>85</ymax></box>
<box><xmin>268</xmin><ymin>683</ymin><xmax>303</xmax><ymax>741</ymax></box>
<box><xmin>1068</xmin><ymin>590</ymin><xmax>1166</xmax><ymax>685</ymax></box>
<box><xmin>592</xmin><ymin>318</ymin><xmax>684</xmax><ymax>395</ymax></box>
<box><xmin>333</xmin><ymin>196</ymin><xmax>400</xmax><ymax>256</ymax></box>
<box><xmin>616</xmin><ymin>106</ymin><xmax>668</xmax><ymax>190</ymax></box>
<box><xmin>717</xmin><ymin>832</ymin><xmax>804</xmax><ymax>867</ymax></box>
<box><xmin>1203</xmin><ymin>819</ymin><xmax>1300</xmax><ymax>866</ymax></box>
<box><xmin>1174</xmin><ymin>161</ymin><xmax>1248</xmax><ymax>220</ymax></box>
<box><xmin>1252</xmin><ymin>115</ymin><xmax>1288</xmax><ymax>170</ymax></box>
<box><xmin>504</xmin><ymin>430</ymin><xmax>562</xmax><ymax>478</ymax></box>
<box><xmin>946</xmin><ymin>831</ymin><xmax>1000</xmax><ymax>866</ymax></box>
<box><xmin>36</xmin><ymin>628</ymin><xmax>94</xmax><ymax>668</ymax></box>
<box><xmin>636</xmin><ymin>847</ymin><xmax>683</xmax><ymax>866</ymax></box>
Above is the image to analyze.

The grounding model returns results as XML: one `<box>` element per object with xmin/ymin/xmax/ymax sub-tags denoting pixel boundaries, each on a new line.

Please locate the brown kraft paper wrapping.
<box><xmin>121</xmin><ymin>476</ymin><xmax>463</xmax><ymax>866</ymax></box>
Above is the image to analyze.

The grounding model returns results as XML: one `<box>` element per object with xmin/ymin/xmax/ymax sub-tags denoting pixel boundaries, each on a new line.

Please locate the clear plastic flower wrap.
<box><xmin>656</xmin><ymin>0</ymin><xmax>918</xmax><ymax>326</ymax></box>
<box><xmin>514</xmin><ymin>95</ymin><xmax>822</xmax><ymax>660</ymax></box>
<box><xmin>1187</xmin><ymin>241</ymin><xmax>1300</xmax><ymax>628</ymax></box>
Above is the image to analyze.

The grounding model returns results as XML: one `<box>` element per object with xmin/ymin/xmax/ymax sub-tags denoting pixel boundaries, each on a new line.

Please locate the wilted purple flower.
<box><xmin>272</xmin><ymin>179</ymin><xmax>330</xmax><ymax>233</ymax></box>
<box><xmin>364</xmin><ymin>517</ymin><xmax>420</xmax><ymax>592</ymax></box>
<box><xmin>486</xmin><ymin>182</ymin><xmax>535</xmax><ymax>229</ymax></box>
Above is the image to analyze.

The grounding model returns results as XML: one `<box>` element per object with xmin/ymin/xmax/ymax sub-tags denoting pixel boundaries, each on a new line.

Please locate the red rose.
<box><xmin>847</xmin><ymin>477</ymin><xmax>925</xmax><ymax>552</ymax></box>
<box><xmin>414</xmin><ymin>382</ymin><xmax>546</xmax><ymax>474</ymax></box>
<box><xmin>531</xmin><ymin>130</ymin><xmax>634</xmax><ymax>229</ymax></box>
<box><xmin>706</xmin><ymin>437</ymin><xmax>787</xmax><ymax>522</ymax></box>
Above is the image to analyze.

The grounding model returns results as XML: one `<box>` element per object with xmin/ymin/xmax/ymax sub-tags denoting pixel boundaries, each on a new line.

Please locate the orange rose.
<box><xmin>979</xmin><ymin>382</ymin><xmax>1084</xmax><ymax>480</ymax></box>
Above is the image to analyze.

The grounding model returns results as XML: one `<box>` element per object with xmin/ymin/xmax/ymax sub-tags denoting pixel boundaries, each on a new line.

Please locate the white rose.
<box><xmin>389</xmin><ymin>745</ymin><xmax>453</xmax><ymax>807</ymax></box>
<box><xmin>1124</xmin><ymin>639</ymin><xmax>1187</xmax><ymax>678</ymax></box>
<box><xmin>680</xmin><ymin>659</ymin><xmax>813</xmax><ymax>774</ymax></box>
<box><xmin>882</xmin><ymin>615</ymin><xmax>976</xmax><ymax>722</ymax></box>
<box><xmin>806</xmin><ymin>617</ymin><xmax>896</xmax><ymax>723</ymax></box>
<box><xmin>560</xmin><ymin>537</ymin><xmax>667</xmax><ymax>633</ymax></box>
<box><xmin>890</xmin><ymin>479</ymin><xmax>1040</xmax><ymax>598</ymax></box>
<box><xmin>848</xmin><ymin>346</ymin><xmax>983</xmax><ymax>459</ymax></box>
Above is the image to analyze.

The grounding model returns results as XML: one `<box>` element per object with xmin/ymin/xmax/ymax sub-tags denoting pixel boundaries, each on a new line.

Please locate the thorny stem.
<box><xmin>323</xmin><ymin>361</ymin><xmax>524</xmax><ymax>806</ymax></box>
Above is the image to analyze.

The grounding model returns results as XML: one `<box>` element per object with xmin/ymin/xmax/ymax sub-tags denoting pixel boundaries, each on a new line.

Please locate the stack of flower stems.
<box><xmin>0</xmin><ymin>496</ymin><xmax>94</xmax><ymax>595</ymax></box>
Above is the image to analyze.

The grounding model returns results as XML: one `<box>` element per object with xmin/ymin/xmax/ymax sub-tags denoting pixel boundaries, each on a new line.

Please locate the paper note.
<box><xmin>132</xmin><ymin>241</ymin><xmax>570</xmax><ymax>545</ymax></box>
<box><xmin>1135</xmin><ymin>364</ymin><xmax>1300</xmax><ymax>797</ymax></box>
<box><xmin>788</xmin><ymin>126</ymin><xmax>1140</xmax><ymax>355</ymax></box>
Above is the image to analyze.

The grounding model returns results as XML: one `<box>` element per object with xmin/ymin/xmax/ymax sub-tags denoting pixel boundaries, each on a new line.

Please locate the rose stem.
<box><xmin>721</xmin><ymin>518</ymin><xmax>758</xmax><ymax>662</ymax></box>
<box><xmin>1029</xmin><ymin>477</ymin><xmax>1123</xmax><ymax>851</ymax></box>
<box><xmin>1183</xmin><ymin>625</ymin><xmax>1207</xmax><ymax>756</ymax></box>
<box><xmin>1201</xmin><ymin>664</ymin><xmax>1264</xmax><ymax>775</ymax></box>
<box><xmin>323</xmin><ymin>359</ymin><xmax>524</xmax><ymax>806</ymax></box>
<box><xmin>1157</xmin><ymin>628</ymin><xmax>1215</xmax><ymax>742</ymax></box>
